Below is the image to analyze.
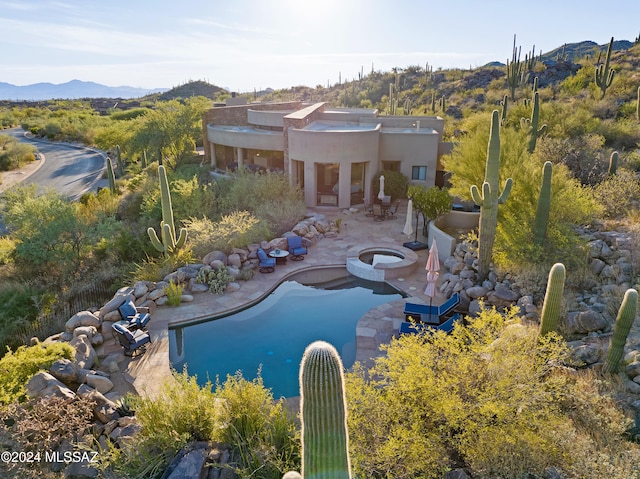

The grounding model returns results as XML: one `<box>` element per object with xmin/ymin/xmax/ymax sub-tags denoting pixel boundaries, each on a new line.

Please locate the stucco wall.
<box><xmin>379</xmin><ymin>131</ymin><xmax>440</xmax><ymax>187</ymax></box>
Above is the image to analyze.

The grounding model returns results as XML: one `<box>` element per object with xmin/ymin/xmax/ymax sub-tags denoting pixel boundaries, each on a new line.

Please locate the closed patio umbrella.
<box><xmin>377</xmin><ymin>175</ymin><xmax>385</xmax><ymax>200</ymax></box>
<box><xmin>403</xmin><ymin>199</ymin><xmax>414</xmax><ymax>237</ymax></box>
<box><xmin>424</xmin><ymin>239</ymin><xmax>440</xmax><ymax>321</ymax></box>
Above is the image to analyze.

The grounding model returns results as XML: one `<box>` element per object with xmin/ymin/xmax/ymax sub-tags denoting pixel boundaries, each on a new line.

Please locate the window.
<box><xmin>412</xmin><ymin>166</ymin><xmax>427</xmax><ymax>180</ymax></box>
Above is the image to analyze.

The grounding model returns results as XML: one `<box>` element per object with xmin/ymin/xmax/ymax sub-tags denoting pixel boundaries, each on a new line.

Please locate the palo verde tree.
<box><xmin>407</xmin><ymin>184</ymin><xmax>453</xmax><ymax>236</ymax></box>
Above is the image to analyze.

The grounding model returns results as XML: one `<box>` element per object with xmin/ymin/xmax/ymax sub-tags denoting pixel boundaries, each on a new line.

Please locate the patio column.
<box><xmin>237</xmin><ymin>147</ymin><xmax>244</xmax><ymax>168</ymax></box>
<box><xmin>210</xmin><ymin>143</ymin><xmax>217</xmax><ymax>168</ymax></box>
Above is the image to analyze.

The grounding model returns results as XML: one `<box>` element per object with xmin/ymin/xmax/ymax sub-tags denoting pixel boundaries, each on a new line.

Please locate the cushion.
<box><xmin>112</xmin><ymin>322</ymin><xmax>135</xmax><ymax>342</ymax></box>
<box><xmin>118</xmin><ymin>300</ymin><xmax>137</xmax><ymax>319</ymax></box>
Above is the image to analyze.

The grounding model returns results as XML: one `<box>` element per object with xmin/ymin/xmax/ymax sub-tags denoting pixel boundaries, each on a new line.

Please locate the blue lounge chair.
<box><xmin>403</xmin><ymin>292</ymin><xmax>460</xmax><ymax>324</ymax></box>
<box><xmin>112</xmin><ymin>322</ymin><xmax>151</xmax><ymax>356</ymax></box>
<box><xmin>399</xmin><ymin>313</ymin><xmax>461</xmax><ymax>335</ymax></box>
<box><xmin>287</xmin><ymin>236</ymin><xmax>308</xmax><ymax>261</ymax></box>
<box><xmin>118</xmin><ymin>299</ymin><xmax>151</xmax><ymax>329</ymax></box>
<box><xmin>257</xmin><ymin>248</ymin><xmax>276</xmax><ymax>273</ymax></box>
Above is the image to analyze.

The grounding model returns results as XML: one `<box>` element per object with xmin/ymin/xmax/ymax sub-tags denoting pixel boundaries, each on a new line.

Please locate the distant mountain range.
<box><xmin>0</xmin><ymin>80</ymin><xmax>168</xmax><ymax>101</ymax></box>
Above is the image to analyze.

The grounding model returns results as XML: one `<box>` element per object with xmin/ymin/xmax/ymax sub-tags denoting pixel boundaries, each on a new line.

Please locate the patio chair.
<box><xmin>399</xmin><ymin>313</ymin><xmax>461</xmax><ymax>335</ymax></box>
<box><xmin>437</xmin><ymin>292</ymin><xmax>460</xmax><ymax>317</ymax></box>
<box><xmin>372</xmin><ymin>203</ymin><xmax>385</xmax><ymax>222</ymax></box>
<box><xmin>386</xmin><ymin>200</ymin><xmax>400</xmax><ymax>219</ymax></box>
<box><xmin>287</xmin><ymin>236</ymin><xmax>308</xmax><ymax>261</ymax></box>
<box><xmin>364</xmin><ymin>199</ymin><xmax>374</xmax><ymax>217</ymax></box>
<box><xmin>112</xmin><ymin>322</ymin><xmax>151</xmax><ymax>356</ymax></box>
<box><xmin>257</xmin><ymin>248</ymin><xmax>276</xmax><ymax>273</ymax></box>
<box><xmin>118</xmin><ymin>299</ymin><xmax>151</xmax><ymax>330</ymax></box>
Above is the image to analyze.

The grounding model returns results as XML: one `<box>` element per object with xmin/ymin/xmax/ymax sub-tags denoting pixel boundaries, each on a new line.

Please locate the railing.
<box><xmin>1</xmin><ymin>282</ymin><xmax>116</xmax><ymax>353</ymax></box>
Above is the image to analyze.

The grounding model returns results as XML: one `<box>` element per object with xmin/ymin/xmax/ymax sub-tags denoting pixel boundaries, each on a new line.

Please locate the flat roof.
<box><xmin>380</xmin><ymin>127</ymin><xmax>438</xmax><ymax>134</ymax></box>
<box><xmin>208</xmin><ymin>125</ymin><xmax>281</xmax><ymax>135</ymax></box>
<box><xmin>302</xmin><ymin>121</ymin><xmax>380</xmax><ymax>132</ymax></box>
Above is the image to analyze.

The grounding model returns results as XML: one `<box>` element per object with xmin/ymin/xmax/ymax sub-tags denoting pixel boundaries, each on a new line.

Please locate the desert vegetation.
<box><xmin>1</xmin><ymin>36</ymin><xmax>640</xmax><ymax>478</ymax></box>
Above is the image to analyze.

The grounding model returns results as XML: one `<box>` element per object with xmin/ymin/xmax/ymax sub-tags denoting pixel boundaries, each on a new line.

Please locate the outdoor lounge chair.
<box><xmin>386</xmin><ymin>200</ymin><xmax>400</xmax><ymax>219</ymax></box>
<box><xmin>112</xmin><ymin>322</ymin><xmax>151</xmax><ymax>356</ymax></box>
<box><xmin>118</xmin><ymin>299</ymin><xmax>151</xmax><ymax>329</ymax></box>
<box><xmin>257</xmin><ymin>248</ymin><xmax>276</xmax><ymax>273</ymax></box>
<box><xmin>287</xmin><ymin>236</ymin><xmax>308</xmax><ymax>261</ymax></box>
<box><xmin>403</xmin><ymin>292</ymin><xmax>460</xmax><ymax>324</ymax></box>
<box><xmin>399</xmin><ymin>313</ymin><xmax>462</xmax><ymax>335</ymax></box>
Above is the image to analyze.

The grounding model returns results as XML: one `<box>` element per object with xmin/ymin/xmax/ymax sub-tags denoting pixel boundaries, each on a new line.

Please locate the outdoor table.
<box><xmin>269</xmin><ymin>249</ymin><xmax>290</xmax><ymax>265</ymax></box>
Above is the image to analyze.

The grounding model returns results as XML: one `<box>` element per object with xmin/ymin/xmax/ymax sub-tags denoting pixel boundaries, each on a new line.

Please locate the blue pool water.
<box><xmin>169</xmin><ymin>275</ymin><xmax>403</xmax><ymax>398</ymax></box>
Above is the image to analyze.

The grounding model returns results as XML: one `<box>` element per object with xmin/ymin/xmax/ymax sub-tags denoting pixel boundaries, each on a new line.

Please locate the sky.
<box><xmin>2</xmin><ymin>0</ymin><xmax>640</xmax><ymax>93</ymax></box>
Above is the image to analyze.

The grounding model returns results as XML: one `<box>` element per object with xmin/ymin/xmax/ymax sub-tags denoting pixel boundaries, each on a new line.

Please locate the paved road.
<box><xmin>3</xmin><ymin>127</ymin><xmax>105</xmax><ymax>200</ymax></box>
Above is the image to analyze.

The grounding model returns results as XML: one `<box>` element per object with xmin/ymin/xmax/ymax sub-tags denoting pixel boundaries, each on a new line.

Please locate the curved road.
<box><xmin>4</xmin><ymin>127</ymin><xmax>105</xmax><ymax>200</ymax></box>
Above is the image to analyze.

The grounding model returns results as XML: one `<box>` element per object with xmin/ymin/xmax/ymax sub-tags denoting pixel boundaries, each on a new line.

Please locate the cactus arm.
<box><xmin>608</xmin><ymin>151</ymin><xmax>618</xmax><ymax>176</ymax></box>
<box><xmin>470</xmin><ymin>184</ymin><xmax>483</xmax><ymax>205</ymax></box>
<box><xmin>539</xmin><ymin>263</ymin><xmax>566</xmax><ymax>336</ymax></box>
<box><xmin>603</xmin><ymin>289</ymin><xmax>638</xmax><ymax>373</ymax></box>
<box><xmin>498</xmin><ymin>178</ymin><xmax>513</xmax><ymax>204</ymax></box>
<box><xmin>595</xmin><ymin>37</ymin><xmax>615</xmax><ymax>98</ymax></box>
<box><xmin>147</xmin><ymin>226</ymin><xmax>165</xmax><ymax>254</ymax></box>
<box><xmin>300</xmin><ymin>341</ymin><xmax>351</xmax><ymax>479</ymax></box>
<box><xmin>533</xmin><ymin>162</ymin><xmax>553</xmax><ymax>246</ymax></box>
<box><xmin>175</xmin><ymin>227</ymin><xmax>188</xmax><ymax>250</ymax></box>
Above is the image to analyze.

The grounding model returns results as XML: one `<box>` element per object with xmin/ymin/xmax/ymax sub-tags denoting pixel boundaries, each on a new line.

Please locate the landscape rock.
<box><xmin>26</xmin><ymin>372</ymin><xmax>75</xmax><ymax>400</ymax></box>
<box><xmin>564</xmin><ymin>310</ymin><xmax>609</xmax><ymax>335</ymax></box>
<box><xmin>71</xmin><ymin>335</ymin><xmax>97</xmax><ymax>369</ymax></box>
<box><xmin>49</xmin><ymin>359</ymin><xmax>79</xmax><ymax>384</ymax></box>
<box><xmin>202</xmin><ymin>250</ymin><xmax>227</xmax><ymax>265</ymax></box>
<box><xmin>73</xmin><ymin>325</ymin><xmax>97</xmax><ymax>340</ymax></box>
<box><xmin>65</xmin><ymin>311</ymin><xmax>100</xmax><ymax>333</ymax></box>
<box><xmin>99</xmin><ymin>294</ymin><xmax>131</xmax><ymax>319</ymax></box>
<box><xmin>77</xmin><ymin>384</ymin><xmax>120</xmax><ymax>423</ymax></box>
<box><xmin>132</xmin><ymin>281</ymin><xmax>149</xmax><ymax>298</ymax></box>
<box><xmin>86</xmin><ymin>373</ymin><xmax>114</xmax><ymax>394</ymax></box>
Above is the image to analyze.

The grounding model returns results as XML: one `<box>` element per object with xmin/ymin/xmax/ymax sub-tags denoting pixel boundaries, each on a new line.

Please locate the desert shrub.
<box><xmin>0</xmin><ymin>395</ymin><xmax>96</xmax><ymax>477</ymax></box>
<box><xmin>0</xmin><ymin>236</ymin><xmax>15</xmax><ymax>264</ymax></box>
<box><xmin>593</xmin><ymin>168</ymin><xmax>640</xmax><ymax>218</ymax></box>
<box><xmin>129</xmin><ymin>248</ymin><xmax>193</xmax><ymax>283</ymax></box>
<box><xmin>163</xmin><ymin>280</ymin><xmax>183</xmax><ymax>306</ymax></box>
<box><xmin>346</xmin><ymin>307</ymin><xmax>640</xmax><ymax>479</ymax></box>
<box><xmin>185</xmin><ymin>211</ymin><xmax>269</xmax><ymax>257</ymax></box>
<box><xmin>216</xmin><ymin>169</ymin><xmax>305</xmax><ymax>236</ymax></box>
<box><xmin>215</xmin><ymin>372</ymin><xmax>300</xmax><ymax>478</ymax></box>
<box><xmin>0</xmin><ymin>136</ymin><xmax>36</xmax><ymax>171</ymax></box>
<box><xmin>533</xmin><ymin>135</ymin><xmax>607</xmax><ymax>185</ymax></box>
<box><xmin>0</xmin><ymin>342</ymin><xmax>74</xmax><ymax>405</ymax></box>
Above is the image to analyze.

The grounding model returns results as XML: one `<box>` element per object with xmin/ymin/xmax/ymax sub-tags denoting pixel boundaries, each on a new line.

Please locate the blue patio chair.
<box><xmin>403</xmin><ymin>292</ymin><xmax>460</xmax><ymax>324</ymax></box>
<box><xmin>257</xmin><ymin>248</ymin><xmax>276</xmax><ymax>273</ymax></box>
<box><xmin>112</xmin><ymin>322</ymin><xmax>151</xmax><ymax>356</ymax></box>
<box><xmin>118</xmin><ymin>299</ymin><xmax>151</xmax><ymax>329</ymax></box>
<box><xmin>287</xmin><ymin>236</ymin><xmax>308</xmax><ymax>261</ymax></box>
<box><xmin>399</xmin><ymin>313</ymin><xmax>462</xmax><ymax>335</ymax></box>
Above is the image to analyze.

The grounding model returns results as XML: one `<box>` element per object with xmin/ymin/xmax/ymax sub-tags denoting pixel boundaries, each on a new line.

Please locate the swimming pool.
<box><xmin>169</xmin><ymin>272</ymin><xmax>404</xmax><ymax>398</ymax></box>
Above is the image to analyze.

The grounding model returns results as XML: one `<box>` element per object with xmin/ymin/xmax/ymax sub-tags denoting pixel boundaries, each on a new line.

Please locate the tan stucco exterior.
<box><xmin>203</xmin><ymin>101</ymin><xmax>450</xmax><ymax>208</ymax></box>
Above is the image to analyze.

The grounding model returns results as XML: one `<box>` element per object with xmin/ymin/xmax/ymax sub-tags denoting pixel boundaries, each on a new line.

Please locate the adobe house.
<box><xmin>202</xmin><ymin>100</ymin><xmax>452</xmax><ymax>208</ymax></box>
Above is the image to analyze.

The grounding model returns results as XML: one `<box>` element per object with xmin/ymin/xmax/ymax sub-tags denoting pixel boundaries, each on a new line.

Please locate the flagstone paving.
<box><xmin>126</xmin><ymin>202</ymin><xmax>447</xmax><ymax>399</ymax></box>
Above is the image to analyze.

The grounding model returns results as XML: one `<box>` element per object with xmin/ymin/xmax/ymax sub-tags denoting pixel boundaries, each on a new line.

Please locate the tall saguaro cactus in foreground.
<box><xmin>608</xmin><ymin>151</ymin><xmax>619</xmax><ymax>176</ymax></box>
<box><xmin>603</xmin><ymin>289</ymin><xmax>638</xmax><ymax>373</ymax></box>
<box><xmin>470</xmin><ymin>110</ymin><xmax>513</xmax><ymax>280</ymax></box>
<box><xmin>106</xmin><ymin>155</ymin><xmax>116</xmax><ymax>194</ymax></box>
<box><xmin>595</xmin><ymin>36</ymin><xmax>615</xmax><ymax>98</ymax></box>
<box><xmin>533</xmin><ymin>161</ymin><xmax>553</xmax><ymax>246</ymax></box>
<box><xmin>147</xmin><ymin>165</ymin><xmax>187</xmax><ymax>255</ymax></box>
<box><xmin>539</xmin><ymin>263</ymin><xmax>566</xmax><ymax>337</ymax></box>
<box><xmin>292</xmin><ymin>340</ymin><xmax>351</xmax><ymax>479</ymax></box>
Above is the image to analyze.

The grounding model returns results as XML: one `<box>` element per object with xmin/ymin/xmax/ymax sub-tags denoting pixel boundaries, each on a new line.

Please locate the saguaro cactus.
<box><xmin>141</xmin><ymin>149</ymin><xmax>148</xmax><ymax>169</ymax></box>
<box><xmin>297</xmin><ymin>341</ymin><xmax>351</xmax><ymax>479</ymax></box>
<box><xmin>500</xmin><ymin>95</ymin><xmax>509</xmax><ymax>125</ymax></box>
<box><xmin>147</xmin><ymin>165</ymin><xmax>187</xmax><ymax>255</ymax></box>
<box><xmin>526</xmin><ymin>91</ymin><xmax>547</xmax><ymax>153</ymax></box>
<box><xmin>106</xmin><ymin>155</ymin><xmax>116</xmax><ymax>194</ymax></box>
<box><xmin>115</xmin><ymin>144</ymin><xmax>125</xmax><ymax>177</ymax></box>
<box><xmin>595</xmin><ymin>36</ymin><xmax>615</xmax><ymax>98</ymax></box>
<box><xmin>603</xmin><ymin>289</ymin><xmax>638</xmax><ymax>373</ymax></box>
<box><xmin>533</xmin><ymin>161</ymin><xmax>553</xmax><ymax>246</ymax></box>
<box><xmin>506</xmin><ymin>35</ymin><xmax>529</xmax><ymax>101</ymax></box>
<box><xmin>539</xmin><ymin>263</ymin><xmax>566</xmax><ymax>337</ymax></box>
<box><xmin>608</xmin><ymin>151</ymin><xmax>618</xmax><ymax>176</ymax></box>
<box><xmin>470</xmin><ymin>110</ymin><xmax>513</xmax><ymax>280</ymax></box>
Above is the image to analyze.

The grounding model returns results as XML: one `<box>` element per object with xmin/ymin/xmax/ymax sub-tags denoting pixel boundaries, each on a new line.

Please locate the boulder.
<box><xmin>180</xmin><ymin>294</ymin><xmax>194</xmax><ymax>303</ymax></box>
<box><xmin>65</xmin><ymin>311</ymin><xmax>100</xmax><ymax>333</ymax></box>
<box><xmin>164</xmin><ymin>270</ymin><xmax>186</xmax><ymax>285</ymax></box>
<box><xmin>132</xmin><ymin>281</ymin><xmax>149</xmax><ymax>298</ymax></box>
<box><xmin>202</xmin><ymin>250</ymin><xmax>227</xmax><ymax>265</ymax></box>
<box><xmin>188</xmin><ymin>278</ymin><xmax>210</xmax><ymax>294</ymax></box>
<box><xmin>49</xmin><ymin>359</ymin><xmax>79</xmax><ymax>384</ymax></box>
<box><xmin>225</xmin><ymin>282</ymin><xmax>241</xmax><ymax>293</ymax></box>
<box><xmin>269</xmin><ymin>237</ymin><xmax>288</xmax><ymax>250</ymax></box>
<box><xmin>71</xmin><ymin>335</ymin><xmax>97</xmax><ymax>369</ymax></box>
<box><xmin>227</xmin><ymin>253</ymin><xmax>242</xmax><ymax>268</ymax></box>
<box><xmin>148</xmin><ymin>288</ymin><xmax>166</xmax><ymax>301</ymax></box>
<box><xmin>73</xmin><ymin>325</ymin><xmax>97</xmax><ymax>340</ymax></box>
<box><xmin>564</xmin><ymin>310</ymin><xmax>609</xmax><ymax>334</ymax></box>
<box><xmin>26</xmin><ymin>372</ymin><xmax>75</xmax><ymax>400</ymax></box>
<box><xmin>77</xmin><ymin>384</ymin><xmax>120</xmax><ymax>424</ymax></box>
<box><xmin>99</xmin><ymin>294</ymin><xmax>132</xmax><ymax>319</ymax></box>
<box><xmin>486</xmin><ymin>286</ymin><xmax>520</xmax><ymax>308</ymax></box>
<box><xmin>102</xmin><ymin>310</ymin><xmax>121</xmax><ymax>322</ymax></box>
<box><xmin>466</xmin><ymin>285</ymin><xmax>489</xmax><ymax>299</ymax></box>
<box><xmin>86</xmin><ymin>373</ymin><xmax>114</xmax><ymax>394</ymax></box>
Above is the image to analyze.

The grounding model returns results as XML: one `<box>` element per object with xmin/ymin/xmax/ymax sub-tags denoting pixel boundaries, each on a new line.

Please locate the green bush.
<box><xmin>373</xmin><ymin>169</ymin><xmax>408</xmax><ymax>200</ymax></box>
<box><xmin>0</xmin><ymin>342</ymin><xmax>75</xmax><ymax>405</ymax></box>
<box><xmin>185</xmin><ymin>211</ymin><xmax>270</xmax><ymax>257</ymax></box>
<box><xmin>164</xmin><ymin>280</ymin><xmax>183</xmax><ymax>306</ymax></box>
<box><xmin>593</xmin><ymin>168</ymin><xmax>640</xmax><ymax>218</ymax></box>
<box><xmin>345</xmin><ymin>307</ymin><xmax>640</xmax><ymax>479</ymax></box>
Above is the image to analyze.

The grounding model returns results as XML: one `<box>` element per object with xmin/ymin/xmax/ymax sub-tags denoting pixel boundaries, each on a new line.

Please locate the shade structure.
<box><xmin>403</xmin><ymin>199</ymin><xmax>414</xmax><ymax>237</ymax></box>
<box><xmin>424</xmin><ymin>239</ymin><xmax>440</xmax><ymax>298</ymax></box>
<box><xmin>377</xmin><ymin>175</ymin><xmax>385</xmax><ymax>200</ymax></box>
